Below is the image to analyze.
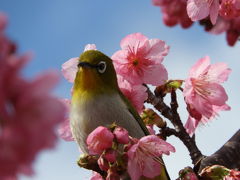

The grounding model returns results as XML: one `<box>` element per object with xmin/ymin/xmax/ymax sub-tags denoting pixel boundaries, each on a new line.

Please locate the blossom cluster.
<box><xmin>60</xmin><ymin>32</ymin><xmax>232</xmax><ymax>179</ymax></box>
<box><xmin>83</xmin><ymin>125</ymin><xmax>175</xmax><ymax>180</ymax></box>
<box><xmin>152</xmin><ymin>0</ymin><xmax>240</xmax><ymax>46</ymax></box>
<box><xmin>60</xmin><ymin>32</ymin><xmax>231</xmax><ymax>143</ymax></box>
<box><xmin>0</xmin><ymin>13</ymin><xmax>65</xmax><ymax>179</ymax></box>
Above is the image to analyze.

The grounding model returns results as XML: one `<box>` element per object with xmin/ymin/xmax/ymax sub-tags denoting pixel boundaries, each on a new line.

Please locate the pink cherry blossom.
<box><xmin>58</xmin><ymin>99</ymin><xmax>74</xmax><ymax>141</ymax></box>
<box><xmin>112</xmin><ymin>33</ymin><xmax>169</xmax><ymax>86</ymax></box>
<box><xmin>0</xmin><ymin>58</ymin><xmax>64</xmax><ymax>179</ymax></box>
<box><xmin>152</xmin><ymin>0</ymin><xmax>193</xmax><ymax>28</ymax></box>
<box><xmin>127</xmin><ymin>135</ymin><xmax>175</xmax><ymax>180</ymax></box>
<box><xmin>219</xmin><ymin>0</ymin><xmax>240</xmax><ymax>19</ymax></box>
<box><xmin>86</xmin><ymin>126</ymin><xmax>114</xmax><ymax>155</ymax></box>
<box><xmin>113</xmin><ymin>127</ymin><xmax>129</xmax><ymax>144</ymax></box>
<box><xmin>187</xmin><ymin>0</ymin><xmax>220</xmax><ymax>25</ymax></box>
<box><xmin>61</xmin><ymin>44</ymin><xmax>97</xmax><ymax>83</ymax></box>
<box><xmin>183</xmin><ymin>56</ymin><xmax>231</xmax><ymax>135</ymax></box>
<box><xmin>117</xmin><ymin>75</ymin><xmax>147</xmax><ymax>113</ymax></box>
<box><xmin>0</xmin><ymin>14</ymin><xmax>66</xmax><ymax>180</ymax></box>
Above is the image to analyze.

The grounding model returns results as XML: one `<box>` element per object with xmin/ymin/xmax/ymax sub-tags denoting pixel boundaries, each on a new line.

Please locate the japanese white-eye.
<box><xmin>70</xmin><ymin>50</ymin><xmax>170</xmax><ymax>180</ymax></box>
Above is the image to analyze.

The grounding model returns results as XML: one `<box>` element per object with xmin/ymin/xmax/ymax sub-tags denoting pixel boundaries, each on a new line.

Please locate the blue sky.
<box><xmin>1</xmin><ymin>0</ymin><xmax>240</xmax><ymax>179</ymax></box>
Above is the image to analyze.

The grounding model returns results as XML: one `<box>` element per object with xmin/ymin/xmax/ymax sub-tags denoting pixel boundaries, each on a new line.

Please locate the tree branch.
<box><xmin>145</xmin><ymin>86</ymin><xmax>203</xmax><ymax>165</ymax></box>
<box><xmin>77</xmin><ymin>154</ymin><xmax>107</xmax><ymax>178</ymax></box>
<box><xmin>159</xmin><ymin>127</ymin><xmax>179</xmax><ymax>139</ymax></box>
<box><xmin>197</xmin><ymin>129</ymin><xmax>240</xmax><ymax>172</ymax></box>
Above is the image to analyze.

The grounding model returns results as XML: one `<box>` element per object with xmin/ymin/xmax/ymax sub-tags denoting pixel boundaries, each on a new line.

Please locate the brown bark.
<box><xmin>197</xmin><ymin>129</ymin><xmax>240</xmax><ymax>172</ymax></box>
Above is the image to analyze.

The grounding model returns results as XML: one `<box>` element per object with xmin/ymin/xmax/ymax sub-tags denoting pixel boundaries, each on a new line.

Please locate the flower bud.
<box><xmin>104</xmin><ymin>149</ymin><xmax>117</xmax><ymax>163</ymax></box>
<box><xmin>178</xmin><ymin>166</ymin><xmax>198</xmax><ymax>180</ymax></box>
<box><xmin>113</xmin><ymin>127</ymin><xmax>129</xmax><ymax>144</ymax></box>
<box><xmin>87</xmin><ymin>126</ymin><xmax>114</xmax><ymax>155</ymax></box>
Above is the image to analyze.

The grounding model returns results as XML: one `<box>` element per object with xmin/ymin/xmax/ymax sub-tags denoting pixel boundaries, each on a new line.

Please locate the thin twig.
<box><xmin>145</xmin><ymin>85</ymin><xmax>203</xmax><ymax>165</ymax></box>
<box><xmin>159</xmin><ymin>127</ymin><xmax>179</xmax><ymax>139</ymax></box>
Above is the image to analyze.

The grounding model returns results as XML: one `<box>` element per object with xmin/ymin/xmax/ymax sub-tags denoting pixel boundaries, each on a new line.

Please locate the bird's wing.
<box><xmin>118</xmin><ymin>90</ymin><xmax>149</xmax><ymax>136</ymax></box>
<box><xmin>119</xmin><ymin>90</ymin><xmax>171</xmax><ymax>180</ymax></box>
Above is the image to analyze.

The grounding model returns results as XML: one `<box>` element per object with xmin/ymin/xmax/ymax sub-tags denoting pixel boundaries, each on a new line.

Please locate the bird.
<box><xmin>70</xmin><ymin>50</ymin><xmax>170</xmax><ymax>180</ymax></box>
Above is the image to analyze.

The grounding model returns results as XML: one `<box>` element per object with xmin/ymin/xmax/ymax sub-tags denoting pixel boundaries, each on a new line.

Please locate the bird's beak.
<box><xmin>78</xmin><ymin>62</ymin><xmax>96</xmax><ymax>69</ymax></box>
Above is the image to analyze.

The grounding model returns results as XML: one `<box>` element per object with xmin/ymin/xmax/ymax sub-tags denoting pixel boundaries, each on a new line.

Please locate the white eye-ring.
<box><xmin>97</xmin><ymin>61</ymin><xmax>107</xmax><ymax>73</ymax></box>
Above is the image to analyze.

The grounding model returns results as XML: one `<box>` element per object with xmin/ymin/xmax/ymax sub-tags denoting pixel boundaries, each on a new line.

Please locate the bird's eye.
<box><xmin>97</xmin><ymin>61</ymin><xmax>107</xmax><ymax>73</ymax></box>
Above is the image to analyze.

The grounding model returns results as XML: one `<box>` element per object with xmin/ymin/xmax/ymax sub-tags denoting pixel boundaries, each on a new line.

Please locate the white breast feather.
<box><xmin>70</xmin><ymin>94</ymin><xmax>145</xmax><ymax>152</ymax></box>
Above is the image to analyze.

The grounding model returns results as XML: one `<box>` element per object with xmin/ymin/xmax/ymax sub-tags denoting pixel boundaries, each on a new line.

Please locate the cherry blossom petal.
<box><xmin>209</xmin><ymin>0</ymin><xmax>220</xmax><ymax>24</ymax></box>
<box><xmin>210</xmin><ymin>18</ymin><xmax>230</xmax><ymax>34</ymax></box>
<box><xmin>203</xmin><ymin>83</ymin><xmax>228</xmax><ymax>105</ymax></box>
<box><xmin>120</xmin><ymin>33</ymin><xmax>148</xmax><ymax>50</ymax></box>
<box><xmin>185</xmin><ymin>116</ymin><xmax>200</xmax><ymax>135</ymax></box>
<box><xmin>127</xmin><ymin>156</ymin><xmax>142</xmax><ymax>180</ymax></box>
<box><xmin>84</xmin><ymin>44</ymin><xmax>97</xmax><ymax>51</ymax></box>
<box><xmin>118</xmin><ymin>75</ymin><xmax>147</xmax><ymax>113</ymax></box>
<box><xmin>189</xmin><ymin>56</ymin><xmax>210</xmax><ymax>78</ymax></box>
<box><xmin>146</xmin><ymin>39</ymin><xmax>169</xmax><ymax>62</ymax></box>
<box><xmin>127</xmin><ymin>135</ymin><xmax>175</xmax><ymax>180</ymax></box>
<box><xmin>142</xmin><ymin>158</ymin><xmax>161</xmax><ymax>178</ymax></box>
<box><xmin>192</xmin><ymin>95</ymin><xmax>213</xmax><ymax>119</ymax></box>
<box><xmin>61</xmin><ymin>57</ymin><xmax>79</xmax><ymax>83</ymax></box>
<box><xmin>187</xmin><ymin>0</ymin><xmax>210</xmax><ymax>22</ymax></box>
<box><xmin>208</xmin><ymin>62</ymin><xmax>232</xmax><ymax>83</ymax></box>
<box><xmin>140</xmin><ymin>135</ymin><xmax>176</xmax><ymax>155</ymax></box>
<box><xmin>143</xmin><ymin>64</ymin><xmax>168</xmax><ymax>86</ymax></box>
<box><xmin>58</xmin><ymin>99</ymin><xmax>74</xmax><ymax>141</ymax></box>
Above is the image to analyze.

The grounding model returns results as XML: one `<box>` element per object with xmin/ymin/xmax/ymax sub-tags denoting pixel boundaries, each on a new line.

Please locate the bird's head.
<box><xmin>73</xmin><ymin>50</ymin><xmax>119</xmax><ymax>96</ymax></box>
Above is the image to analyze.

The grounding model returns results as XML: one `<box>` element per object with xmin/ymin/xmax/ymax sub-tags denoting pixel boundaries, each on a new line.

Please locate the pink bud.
<box><xmin>182</xmin><ymin>172</ymin><xmax>198</xmax><ymax>180</ymax></box>
<box><xmin>113</xmin><ymin>127</ymin><xmax>129</xmax><ymax>144</ymax></box>
<box><xmin>104</xmin><ymin>149</ymin><xmax>117</xmax><ymax>163</ymax></box>
<box><xmin>87</xmin><ymin>126</ymin><xmax>114</xmax><ymax>155</ymax></box>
